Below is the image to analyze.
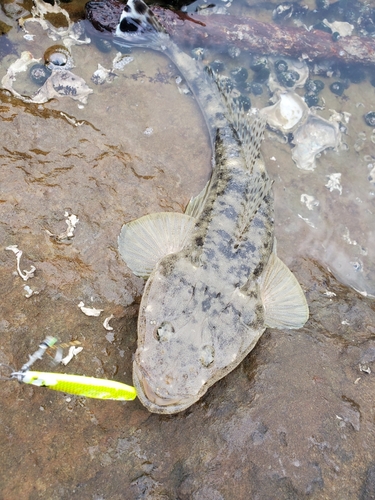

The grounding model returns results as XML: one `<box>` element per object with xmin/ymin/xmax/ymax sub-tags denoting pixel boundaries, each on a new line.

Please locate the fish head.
<box><xmin>132</xmin><ymin>256</ymin><xmax>259</xmax><ymax>414</ymax></box>
<box><xmin>133</xmin><ymin>258</ymin><xmax>212</xmax><ymax>413</ymax></box>
<box><xmin>113</xmin><ymin>0</ymin><xmax>167</xmax><ymax>49</ymax></box>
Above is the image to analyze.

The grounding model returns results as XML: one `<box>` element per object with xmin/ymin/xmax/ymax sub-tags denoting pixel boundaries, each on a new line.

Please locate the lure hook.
<box><xmin>0</xmin><ymin>363</ymin><xmax>16</xmax><ymax>381</ymax></box>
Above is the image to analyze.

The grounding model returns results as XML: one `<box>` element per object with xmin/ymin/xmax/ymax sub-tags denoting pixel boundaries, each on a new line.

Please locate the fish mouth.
<box><xmin>133</xmin><ymin>361</ymin><xmax>196</xmax><ymax>414</ymax></box>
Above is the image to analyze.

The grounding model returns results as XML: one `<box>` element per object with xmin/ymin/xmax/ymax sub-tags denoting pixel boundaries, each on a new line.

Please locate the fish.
<box><xmin>115</xmin><ymin>0</ymin><xmax>309</xmax><ymax>414</ymax></box>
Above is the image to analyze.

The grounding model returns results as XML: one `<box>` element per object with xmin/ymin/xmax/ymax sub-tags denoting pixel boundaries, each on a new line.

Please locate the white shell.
<box><xmin>323</xmin><ymin>19</ymin><xmax>354</xmax><ymax>37</ymax></box>
<box><xmin>78</xmin><ymin>301</ymin><xmax>104</xmax><ymax>317</ymax></box>
<box><xmin>261</xmin><ymin>92</ymin><xmax>308</xmax><ymax>133</ymax></box>
<box><xmin>291</xmin><ymin>114</ymin><xmax>341</xmax><ymax>171</ymax></box>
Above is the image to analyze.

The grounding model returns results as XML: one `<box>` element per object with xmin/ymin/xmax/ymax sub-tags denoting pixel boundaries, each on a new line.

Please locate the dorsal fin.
<box><xmin>185</xmin><ymin>177</ymin><xmax>213</xmax><ymax>219</ymax></box>
<box><xmin>213</xmin><ymin>74</ymin><xmax>267</xmax><ymax>173</ymax></box>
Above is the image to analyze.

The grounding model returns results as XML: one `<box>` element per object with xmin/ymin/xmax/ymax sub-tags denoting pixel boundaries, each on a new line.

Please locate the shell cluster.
<box><xmin>29</xmin><ymin>45</ymin><xmax>73</xmax><ymax>86</ymax></box>
<box><xmin>273</xmin><ymin>0</ymin><xmax>375</xmax><ymax>36</ymax></box>
<box><xmin>204</xmin><ymin>48</ymin><xmax>343</xmax><ymax>171</ymax></box>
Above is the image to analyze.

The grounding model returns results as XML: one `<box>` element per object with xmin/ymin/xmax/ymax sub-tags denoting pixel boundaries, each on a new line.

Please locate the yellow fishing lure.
<box><xmin>4</xmin><ymin>336</ymin><xmax>137</xmax><ymax>401</ymax></box>
<box><xmin>19</xmin><ymin>371</ymin><xmax>137</xmax><ymax>401</ymax></box>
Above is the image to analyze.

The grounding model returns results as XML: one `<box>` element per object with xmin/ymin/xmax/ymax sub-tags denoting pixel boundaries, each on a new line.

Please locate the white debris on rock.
<box><xmin>103</xmin><ymin>315</ymin><xmax>114</xmax><ymax>331</ymax></box>
<box><xmin>61</xmin><ymin>346</ymin><xmax>83</xmax><ymax>365</ymax></box>
<box><xmin>24</xmin><ymin>285</ymin><xmax>39</xmax><ymax>298</ymax></box>
<box><xmin>45</xmin><ymin>212</ymin><xmax>79</xmax><ymax>241</ymax></box>
<box><xmin>78</xmin><ymin>302</ymin><xmax>104</xmax><ymax>317</ymax></box>
<box><xmin>5</xmin><ymin>245</ymin><xmax>36</xmax><ymax>281</ymax></box>
<box><xmin>325</xmin><ymin>173</ymin><xmax>342</xmax><ymax>194</ymax></box>
<box><xmin>342</xmin><ymin>227</ymin><xmax>358</xmax><ymax>246</ymax></box>
<box><xmin>297</xmin><ymin>214</ymin><xmax>316</xmax><ymax>228</ymax></box>
<box><xmin>91</xmin><ymin>64</ymin><xmax>116</xmax><ymax>85</ymax></box>
<box><xmin>300</xmin><ymin>194</ymin><xmax>319</xmax><ymax>210</ymax></box>
<box><xmin>329</xmin><ymin>109</ymin><xmax>351</xmax><ymax>125</ymax></box>
<box><xmin>359</xmin><ymin>364</ymin><xmax>371</xmax><ymax>374</ymax></box>
<box><xmin>322</xmin><ymin>19</ymin><xmax>354</xmax><ymax>37</ymax></box>
<box><xmin>60</xmin><ymin>112</ymin><xmax>85</xmax><ymax>127</ymax></box>
<box><xmin>91</xmin><ymin>54</ymin><xmax>134</xmax><ymax>84</ymax></box>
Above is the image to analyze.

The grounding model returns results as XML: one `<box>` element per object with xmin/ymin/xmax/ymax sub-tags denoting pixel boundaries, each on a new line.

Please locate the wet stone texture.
<box><xmin>1</xmin><ymin>5</ymin><xmax>375</xmax><ymax>500</ymax></box>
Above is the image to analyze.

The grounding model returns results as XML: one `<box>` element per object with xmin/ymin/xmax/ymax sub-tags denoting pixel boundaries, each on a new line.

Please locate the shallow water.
<box><xmin>1</xmin><ymin>0</ymin><xmax>375</xmax><ymax>498</ymax></box>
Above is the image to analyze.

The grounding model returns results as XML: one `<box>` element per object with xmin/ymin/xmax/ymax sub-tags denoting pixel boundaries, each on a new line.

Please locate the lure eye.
<box><xmin>154</xmin><ymin>322</ymin><xmax>175</xmax><ymax>342</ymax></box>
<box><xmin>200</xmin><ymin>345</ymin><xmax>215</xmax><ymax>367</ymax></box>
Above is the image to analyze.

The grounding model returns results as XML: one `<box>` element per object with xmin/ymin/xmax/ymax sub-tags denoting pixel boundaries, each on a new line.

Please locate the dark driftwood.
<box><xmin>86</xmin><ymin>0</ymin><xmax>375</xmax><ymax>66</ymax></box>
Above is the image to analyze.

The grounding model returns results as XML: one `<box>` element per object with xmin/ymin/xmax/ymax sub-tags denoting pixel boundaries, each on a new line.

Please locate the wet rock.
<box><xmin>361</xmin><ymin>463</ymin><xmax>375</xmax><ymax>500</ymax></box>
<box><xmin>360</xmin><ymin>345</ymin><xmax>375</xmax><ymax>365</ymax></box>
<box><xmin>0</xmin><ymin>20</ymin><xmax>12</xmax><ymax>36</ymax></box>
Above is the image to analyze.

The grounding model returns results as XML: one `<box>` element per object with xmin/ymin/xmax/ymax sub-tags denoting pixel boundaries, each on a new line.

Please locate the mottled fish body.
<box><xmin>116</xmin><ymin>0</ymin><xmax>309</xmax><ymax>413</ymax></box>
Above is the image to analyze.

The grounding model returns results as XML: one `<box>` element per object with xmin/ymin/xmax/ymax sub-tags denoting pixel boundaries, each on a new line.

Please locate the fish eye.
<box><xmin>154</xmin><ymin>321</ymin><xmax>175</xmax><ymax>342</ymax></box>
<box><xmin>119</xmin><ymin>17</ymin><xmax>140</xmax><ymax>33</ymax></box>
<box><xmin>200</xmin><ymin>345</ymin><xmax>215</xmax><ymax>367</ymax></box>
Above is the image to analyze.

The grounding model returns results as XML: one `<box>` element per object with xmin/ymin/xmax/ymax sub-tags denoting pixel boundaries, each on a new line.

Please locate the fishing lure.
<box><xmin>1</xmin><ymin>336</ymin><xmax>137</xmax><ymax>401</ymax></box>
<box><xmin>14</xmin><ymin>371</ymin><xmax>137</xmax><ymax>401</ymax></box>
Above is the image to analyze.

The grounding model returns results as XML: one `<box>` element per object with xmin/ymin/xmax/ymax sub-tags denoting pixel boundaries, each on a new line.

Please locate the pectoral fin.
<box><xmin>260</xmin><ymin>252</ymin><xmax>309</xmax><ymax>329</ymax></box>
<box><xmin>118</xmin><ymin>212</ymin><xmax>196</xmax><ymax>278</ymax></box>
